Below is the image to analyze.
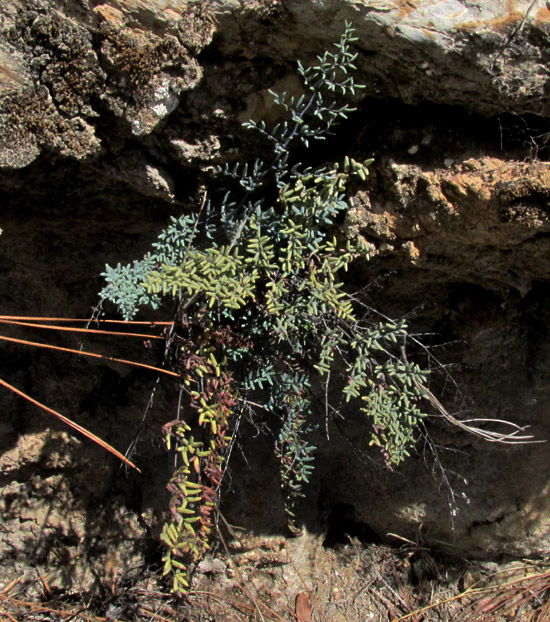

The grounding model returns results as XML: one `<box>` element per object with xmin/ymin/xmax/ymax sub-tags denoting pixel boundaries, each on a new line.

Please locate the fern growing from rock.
<box><xmin>100</xmin><ymin>23</ymin><xmax>431</xmax><ymax>594</ymax></box>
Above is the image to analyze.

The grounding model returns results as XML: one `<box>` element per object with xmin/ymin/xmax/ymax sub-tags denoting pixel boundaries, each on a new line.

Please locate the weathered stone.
<box><xmin>109</xmin><ymin>152</ymin><xmax>176</xmax><ymax>201</ymax></box>
<box><xmin>215</xmin><ymin>0</ymin><xmax>550</xmax><ymax>116</ymax></box>
<box><xmin>346</xmin><ymin>156</ymin><xmax>550</xmax><ymax>295</ymax></box>
<box><xmin>98</xmin><ymin>20</ymin><xmax>203</xmax><ymax>135</ymax></box>
<box><xmin>169</xmin><ymin>134</ymin><xmax>222</xmax><ymax>163</ymax></box>
<box><xmin>3</xmin><ymin>1</ymin><xmax>550</xmax><ymax>169</ymax></box>
<box><xmin>0</xmin><ymin>0</ymin><xmax>212</xmax><ymax>167</ymax></box>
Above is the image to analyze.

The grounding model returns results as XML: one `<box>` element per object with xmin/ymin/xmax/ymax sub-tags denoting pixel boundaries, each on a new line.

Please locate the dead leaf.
<box><xmin>295</xmin><ymin>592</ymin><xmax>312</xmax><ymax>622</ymax></box>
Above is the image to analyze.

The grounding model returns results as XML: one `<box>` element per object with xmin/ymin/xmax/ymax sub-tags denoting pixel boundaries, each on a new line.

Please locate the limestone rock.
<box><xmin>267</xmin><ymin>0</ymin><xmax>550</xmax><ymax>115</ymax></box>
<box><xmin>347</xmin><ymin>156</ymin><xmax>550</xmax><ymax>295</ymax></box>
<box><xmin>0</xmin><ymin>0</ymin><xmax>212</xmax><ymax>167</ymax></box>
<box><xmin>109</xmin><ymin>152</ymin><xmax>176</xmax><ymax>202</ymax></box>
<box><xmin>3</xmin><ymin>1</ymin><xmax>550</xmax><ymax>169</ymax></box>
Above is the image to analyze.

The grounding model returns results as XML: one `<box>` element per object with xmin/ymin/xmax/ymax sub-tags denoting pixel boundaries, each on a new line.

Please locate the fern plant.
<box><xmin>100</xmin><ymin>23</ymin><xmax>431</xmax><ymax>595</ymax></box>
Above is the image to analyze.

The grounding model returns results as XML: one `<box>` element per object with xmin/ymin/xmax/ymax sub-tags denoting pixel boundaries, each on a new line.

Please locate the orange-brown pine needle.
<box><xmin>0</xmin><ymin>315</ymin><xmax>173</xmax><ymax>325</ymax></box>
<box><xmin>0</xmin><ymin>605</ymin><xmax>19</xmax><ymax>622</ymax></box>
<box><xmin>0</xmin><ymin>378</ymin><xmax>141</xmax><ymax>472</ymax></box>
<box><xmin>0</xmin><ymin>596</ymin><xmax>127</xmax><ymax>622</ymax></box>
<box><xmin>0</xmin><ymin>334</ymin><xmax>180</xmax><ymax>377</ymax></box>
<box><xmin>0</xmin><ymin>318</ymin><xmax>166</xmax><ymax>340</ymax></box>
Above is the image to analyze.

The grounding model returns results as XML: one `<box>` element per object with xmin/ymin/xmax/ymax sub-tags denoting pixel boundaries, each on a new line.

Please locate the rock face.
<box><xmin>348</xmin><ymin>156</ymin><xmax>550</xmax><ymax>295</ymax></box>
<box><xmin>2</xmin><ymin>0</ymin><xmax>550</xmax><ymax>592</ymax></box>
<box><xmin>286</xmin><ymin>0</ymin><xmax>550</xmax><ymax>115</ymax></box>
<box><xmin>4</xmin><ymin>1</ymin><xmax>550</xmax><ymax>169</ymax></box>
